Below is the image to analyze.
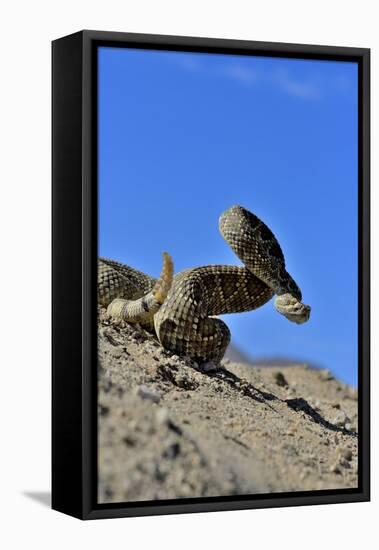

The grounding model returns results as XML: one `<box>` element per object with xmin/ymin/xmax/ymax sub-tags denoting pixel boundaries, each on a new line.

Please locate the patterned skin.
<box><xmin>98</xmin><ymin>206</ymin><xmax>310</xmax><ymax>365</ymax></box>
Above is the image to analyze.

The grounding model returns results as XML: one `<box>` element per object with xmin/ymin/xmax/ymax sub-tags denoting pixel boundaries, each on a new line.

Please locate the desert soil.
<box><xmin>97</xmin><ymin>308</ymin><xmax>358</xmax><ymax>504</ymax></box>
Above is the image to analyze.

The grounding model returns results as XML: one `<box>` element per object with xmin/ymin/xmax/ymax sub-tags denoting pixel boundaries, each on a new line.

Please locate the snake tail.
<box><xmin>106</xmin><ymin>252</ymin><xmax>174</xmax><ymax>323</ymax></box>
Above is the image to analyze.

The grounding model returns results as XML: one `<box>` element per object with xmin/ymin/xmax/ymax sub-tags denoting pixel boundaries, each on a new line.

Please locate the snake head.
<box><xmin>274</xmin><ymin>293</ymin><xmax>311</xmax><ymax>324</ymax></box>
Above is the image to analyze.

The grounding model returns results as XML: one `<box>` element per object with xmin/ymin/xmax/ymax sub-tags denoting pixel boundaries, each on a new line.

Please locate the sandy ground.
<box><xmin>97</xmin><ymin>308</ymin><xmax>358</xmax><ymax>504</ymax></box>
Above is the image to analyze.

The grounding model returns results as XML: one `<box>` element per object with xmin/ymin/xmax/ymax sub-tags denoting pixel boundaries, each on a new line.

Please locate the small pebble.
<box><xmin>274</xmin><ymin>371</ymin><xmax>288</xmax><ymax>387</ymax></box>
<box><xmin>163</xmin><ymin>442</ymin><xmax>181</xmax><ymax>459</ymax></box>
<box><xmin>137</xmin><ymin>385</ymin><xmax>161</xmax><ymax>403</ymax></box>
<box><xmin>330</xmin><ymin>463</ymin><xmax>342</xmax><ymax>474</ymax></box>
<box><xmin>200</xmin><ymin>361</ymin><xmax>219</xmax><ymax>372</ymax></box>
<box><xmin>333</xmin><ymin>411</ymin><xmax>350</xmax><ymax>428</ymax></box>
<box><xmin>339</xmin><ymin>458</ymin><xmax>351</xmax><ymax>469</ymax></box>
<box><xmin>341</xmin><ymin>448</ymin><xmax>353</xmax><ymax>461</ymax></box>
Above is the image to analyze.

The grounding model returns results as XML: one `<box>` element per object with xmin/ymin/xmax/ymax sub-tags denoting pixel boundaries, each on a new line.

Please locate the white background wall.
<box><xmin>0</xmin><ymin>1</ymin><xmax>376</xmax><ymax>548</ymax></box>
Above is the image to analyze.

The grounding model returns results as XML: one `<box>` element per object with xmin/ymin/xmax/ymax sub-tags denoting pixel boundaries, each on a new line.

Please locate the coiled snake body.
<box><xmin>98</xmin><ymin>206</ymin><xmax>310</xmax><ymax>365</ymax></box>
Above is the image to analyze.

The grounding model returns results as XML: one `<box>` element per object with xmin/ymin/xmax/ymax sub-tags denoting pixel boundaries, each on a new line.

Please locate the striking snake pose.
<box><xmin>98</xmin><ymin>206</ymin><xmax>311</xmax><ymax>366</ymax></box>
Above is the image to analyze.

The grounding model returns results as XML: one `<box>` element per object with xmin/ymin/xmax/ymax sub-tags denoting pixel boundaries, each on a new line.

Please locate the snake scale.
<box><xmin>98</xmin><ymin>206</ymin><xmax>311</xmax><ymax>366</ymax></box>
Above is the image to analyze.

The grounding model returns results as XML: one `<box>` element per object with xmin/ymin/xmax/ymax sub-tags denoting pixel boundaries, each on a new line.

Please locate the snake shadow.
<box><xmin>205</xmin><ymin>365</ymin><xmax>357</xmax><ymax>437</ymax></box>
<box><xmin>285</xmin><ymin>397</ymin><xmax>358</xmax><ymax>437</ymax></box>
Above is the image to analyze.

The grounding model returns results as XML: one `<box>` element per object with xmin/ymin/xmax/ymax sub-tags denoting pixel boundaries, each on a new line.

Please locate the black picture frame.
<box><xmin>52</xmin><ymin>30</ymin><xmax>370</xmax><ymax>520</ymax></box>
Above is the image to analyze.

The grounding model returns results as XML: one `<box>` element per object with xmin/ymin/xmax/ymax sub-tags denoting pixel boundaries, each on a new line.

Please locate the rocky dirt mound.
<box><xmin>98</xmin><ymin>309</ymin><xmax>358</xmax><ymax>504</ymax></box>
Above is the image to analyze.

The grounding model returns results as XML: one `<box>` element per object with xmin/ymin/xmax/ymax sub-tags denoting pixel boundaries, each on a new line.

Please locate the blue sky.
<box><xmin>98</xmin><ymin>47</ymin><xmax>358</xmax><ymax>386</ymax></box>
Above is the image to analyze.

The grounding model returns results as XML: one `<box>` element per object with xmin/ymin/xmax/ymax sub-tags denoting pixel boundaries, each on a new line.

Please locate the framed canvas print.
<box><xmin>52</xmin><ymin>30</ymin><xmax>370</xmax><ymax>520</ymax></box>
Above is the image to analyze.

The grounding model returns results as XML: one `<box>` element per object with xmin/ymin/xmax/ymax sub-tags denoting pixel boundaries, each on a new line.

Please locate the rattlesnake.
<box><xmin>98</xmin><ymin>205</ymin><xmax>310</xmax><ymax>365</ymax></box>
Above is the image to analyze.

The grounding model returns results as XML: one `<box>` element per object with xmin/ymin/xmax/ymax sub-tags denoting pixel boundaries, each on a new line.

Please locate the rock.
<box><xmin>333</xmin><ymin>411</ymin><xmax>350</xmax><ymax>428</ymax></box>
<box><xmin>339</xmin><ymin>458</ymin><xmax>351</xmax><ymax>469</ymax></box>
<box><xmin>341</xmin><ymin>448</ymin><xmax>353</xmax><ymax>461</ymax></box>
<box><xmin>163</xmin><ymin>442</ymin><xmax>181</xmax><ymax>459</ymax></box>
<box><xmin>199</xmin><ymin>361</ymin><xmax>219</xmax><ymax>373</ymax></box>
<box><xmin>136</xmin><ymin>385</ymin><xmax>161</xmax><ymax>404</ymax></box>
<box><xmin>330</xmin><ymin>463</ymin><xmax>342</xmax><ymax>474</ymax></box>
<box><xmin>274</xmin><ymin>371</ymin><xmax>288</xmax><ymax>387</ymax></box>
